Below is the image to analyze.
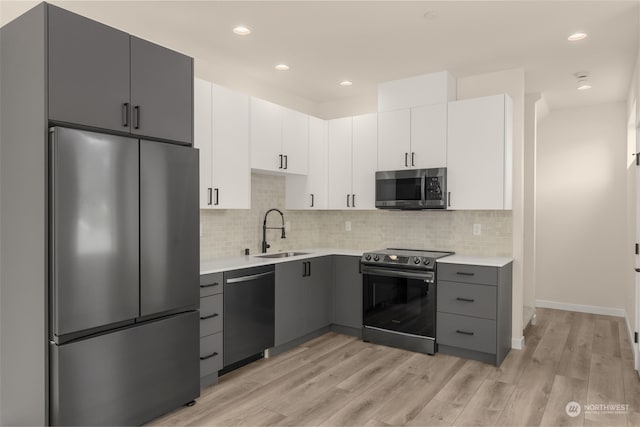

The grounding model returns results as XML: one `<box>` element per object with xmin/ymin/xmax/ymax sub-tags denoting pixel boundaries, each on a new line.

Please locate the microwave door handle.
<box><xmin>421</xmin><ymin>175</ymin><xmax>427</xmax><ymax>205</ymax></box>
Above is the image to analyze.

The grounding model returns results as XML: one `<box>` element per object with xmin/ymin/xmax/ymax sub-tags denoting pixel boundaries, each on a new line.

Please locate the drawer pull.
<box><xmin>200</xmin><ymin>313</ymin><xmax>219</xmax><ymax>320</ymax></box>
<box><xmin>456</xmin><ymin>329</ymin><xmax>474</xmax><ymax>336</ymax></box>
<box><xmin>456</xmin><ymin>272</ymin><xmax>475</xmax><ymax>276</ymax></box>
<box><xmin>200</xmin><ymin>282</ymin><xmax>220</xmax><ymax>288</ymax></box>
<box><xmin>200</xmin><ymin>352</ymin><xmax>218</xmax><ymax>361</ymax></box>
<box><xmin>456</xmin><ymin>297</ymin><xmax>475</xmax><ymax>302</ymax></box>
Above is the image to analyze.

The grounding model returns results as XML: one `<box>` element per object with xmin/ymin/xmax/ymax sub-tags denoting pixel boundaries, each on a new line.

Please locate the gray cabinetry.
<box><xmin>275</xmin><ymin>257</ymin><xmax>333</xmax><ymax>347</ymax></box>
<box><xmin>130</xmin><ymin>37</ymin><xmax>193</xmax><ymax>145</ymax></box>
<box><xmin>332</xmin><ymin>255</ymin><xmax>363</xmax><ymax>332</ymax></box>
<box><xmin>436</xmin><ymin>262</ymin><xmax>512</xmax><ymax>366</ymax></box>
<box><xmin>48</xmin><ymin>4</ymin><xmax>130</xmax><ymax>133</ymax></box>
<box><xmin>199</xmin><ymin>272</ymin><xmax>223</xmax><ymax>388</ymax></box>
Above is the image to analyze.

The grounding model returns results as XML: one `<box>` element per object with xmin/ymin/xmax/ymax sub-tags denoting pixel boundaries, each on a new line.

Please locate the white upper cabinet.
<box><xmin>410</xmin><ymin>103</ymin><xmax>447</xmax><ymax>169</ymax></box>
<box><xmin>328</xmin><ymin>114</ymin><xmax>377</xmax><ymax>210</ymax></box>
<box><xmin>286</xmin><ymin>117</ymin><xmax>328</xmax><ymax>209</ymax></box>
<box><xmin>378</xmin><ymin>109</ymin><xmax>410</xmax><ymax>171</ymax></box>
<box><xmin>194</xmin><ymin>78</ymin><xmax>250</xmax><ymax>210</ymax></box>
<box><xmin>378</xmin><ymin>103</ymin><xmax>447</xmax><ymax>171</ymax></box>
<box><xmin>447</xmin><ymin>94</ymin><xmax>513</xmax><ymax>210</ymax></box>
<box><xmin>250</xmin><ymin>97</ymin><xmax>309</xmax><ymax>175</ymax></box>
<box><xmin>211</xmin><ymin>83</ymin><xmax>250</xmax><ymax>209</ymax></box>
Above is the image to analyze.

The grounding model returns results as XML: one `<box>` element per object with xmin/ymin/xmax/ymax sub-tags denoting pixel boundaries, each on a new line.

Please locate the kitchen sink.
<box><xmin>255</xmin><ymin>252</ymin><xmax>310</xmax><ymax>259</ymax></box>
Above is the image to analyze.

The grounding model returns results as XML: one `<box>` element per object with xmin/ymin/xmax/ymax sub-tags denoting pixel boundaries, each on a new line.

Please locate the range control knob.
<box><xmin>414</xmin><ymin>258</ymin><xmax>421</xmax><ymax>265</ymax></box>
<box><xmin>365</xmin><ymin>254</ymin><xmax>372</xmax><ymax>261</ymax></box>
<box><xmin>424</xmin><ymin>259</ymin><xmax>431</xmax><ymax>265</ymax></box>
<box><xmin>373</xmin><ymin>255</ymin><xmax>380</xmax><ymax>262</ymax></box>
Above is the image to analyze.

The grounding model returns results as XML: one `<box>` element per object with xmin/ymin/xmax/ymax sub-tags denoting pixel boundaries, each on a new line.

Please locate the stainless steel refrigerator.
<box><xmin>48</xmin><ymin>127</ymin><xmax>199</xmax><ymax>426</ymax></box>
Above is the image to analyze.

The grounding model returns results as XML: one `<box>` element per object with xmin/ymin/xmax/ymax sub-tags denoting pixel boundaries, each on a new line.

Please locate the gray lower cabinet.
<box><xmin>275</xmin><ymin>257</ymin><xmax>332</xmax><ymax>347</ymax></box>
<box><xmin>199</xmin><ymin>272</ymin><xmax>223</xmax><ymax>388</ymax></box>
<box><xmin>436</xmin><ymin>262</ymin><xmax>512</xmax><ymax>366</ymax></box>
<box><xmin>332</xmin><ymin>255</ymin><xmax>362</xmax><ymax>331</ymax></box>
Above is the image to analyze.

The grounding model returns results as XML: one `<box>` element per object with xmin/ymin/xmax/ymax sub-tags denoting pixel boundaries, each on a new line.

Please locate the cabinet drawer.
<box><xmin>200</xmin><ymin>331</ymin><xmax>223</xmax><ymax>377</ymax></box>
<box><xmin>438</xmin><ymin>264</ymin><xmax>497</xmax><ymax>286</ymax></box>
<box><xmin>200</xmin><ymin>272</ymin><xmax>223</xmax><ymax>297</ymax></box>
<box><xmin>437</xmin><ymin>312</ymin><xmax>496</xmax><ymax>354</ymax></box>
<box><xmin>437</xmin><ymin>281</ymin><xmax>496</xmax><ymax>319</ymax></box>
<box><xmin>200</xmin><ymin>294</ymin><xmax>223</xmax><ymax>337</ymax></box>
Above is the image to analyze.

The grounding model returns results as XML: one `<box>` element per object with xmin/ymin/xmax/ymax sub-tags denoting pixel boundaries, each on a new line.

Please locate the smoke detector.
<box><xmin>574</xmin><ymin>72</ymin><xmax>592</xmax><ymax>90</ymax></box>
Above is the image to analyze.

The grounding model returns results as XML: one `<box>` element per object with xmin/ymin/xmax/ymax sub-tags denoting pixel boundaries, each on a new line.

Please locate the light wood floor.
<box><xmin>150</xmin><ymin>308</ymin><xmax>640</xmax><ymax>426</ymax></box>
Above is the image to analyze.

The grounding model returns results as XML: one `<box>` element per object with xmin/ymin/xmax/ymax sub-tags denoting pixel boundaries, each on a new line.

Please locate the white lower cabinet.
<box><xmin>447</xmin><ymin>94</ymin><xmax>512</xmax><ymax>210</ymax></box>
<box><xmin>194</xmin><ymin>79</ymin><xmax>250</xmax><ymax>209</ymax></box>
<box><xmin>285</xmin><ymin>117</ymin><xmax>328</xmax><ymax>209</ymax></box>
<box><xmin>328</xmin><ymin>114</ymin><xmax>377</xmax><ymax>210</ymax></box>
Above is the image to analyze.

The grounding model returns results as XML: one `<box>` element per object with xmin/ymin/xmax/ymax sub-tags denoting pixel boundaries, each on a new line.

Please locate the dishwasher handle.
<box><xmin>226</xmin><ymin>270</ymin><xmax>274</xmax><ymax>284</ymax></box>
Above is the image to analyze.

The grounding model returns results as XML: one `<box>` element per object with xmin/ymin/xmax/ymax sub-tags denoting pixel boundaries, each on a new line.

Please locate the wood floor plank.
<box><xmin>622</xmin><ymin>357</ymin><xmax>640</xmax><ymax>414</ymax></box>
<box><xmin>592</xmin><ymin>318</ymin><xmax>621</xmax><ymax>358</ymax></box>
<box><xmin>452</xmin><ymin>379</ymin><xmax>516</xmax><ymax>426</ymax></box>
<box><xmin>429</xmin><ymin>359</ymin><xmax>494</xmax><ymax>405</ymax></box>
<box><xmin>585</xmin><ymin>352</ymin><xmax>626</xmax><ymax>426</ymax></box>
<box><xmin>488</xmin><ymin>333</ymin><xmax>541</xmax><ymax>385</ymax></box>
<box><xmin>407</xmin><ymin>398</ymin><xmax>465</xmax><ymax>427</ymax></box>
<box><xmin>539</xmin><ymin>375</ymin><xmax>588</xmax><ymax>426</ymax></box>
<box><xmin>277</xmin><ymin>387</ymin><xmax>356</xmax><ymax>426</ymax></box>
<box><xmin>618</xmin><ymin>318</ymin><xmax>635</xmax><ymax>362</ymax></box>
<box><xmin>556</xmin><ymin>312</ymin><xmax>595</xmax><ymax>381</ymax></box>
<box><xmin>236</xmin><ymin>407</ymin><xmax>286</xmax><ymax>427</ymax></box>
<box><xmin>334</xmin><ymin>346</ymin><xmax>413</xmax><ymax>393</ymax></box>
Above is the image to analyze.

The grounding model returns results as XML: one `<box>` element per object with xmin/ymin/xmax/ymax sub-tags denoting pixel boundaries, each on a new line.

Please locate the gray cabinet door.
<box><xmin>333</xmin><ymin>256</ymin><xmax>363</xmax><ymax>329</ymax></box>
<box><xmin>140</xmin><ymin>141</ymin><xmax>199</xmax><ymax>316</ymax></box>
<box><xmin>130</xmin><ymin>36</ymin><xmax>193</xmax><ymax>145</ymax></box>
<box><xmin>51</xmin><ymin>127</ymin><xmax>139</xmax><ymax>338</ymax></box>
<box><xmin>275</xmin><ymin>261</ymin><xmax>306</xmax><ymax>346</ymax></box>
<box><xmin>306</xmin><ymin>257</ymin><xmax>333</xmax><ymax>332</ymax></box>
<box><xmin>48</xmin><ymin>5</ymin><xmax>130</xmax><ymax>133</ymax></box>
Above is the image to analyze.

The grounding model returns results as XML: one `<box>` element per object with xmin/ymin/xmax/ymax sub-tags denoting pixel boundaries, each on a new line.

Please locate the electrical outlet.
<box><xmin>285</xmin><ymin>221</ymin><xmax>291</xmax><ymax>233</ymax></box>
<box><xmin>473</xmin><ymin>223</ymin><xmax>481</xmax><ymax>236</ymax></box>
<box><xmin>345</xmin><ymin>221</ymin><xmax>352</xmax><ymax>232</ymax></box>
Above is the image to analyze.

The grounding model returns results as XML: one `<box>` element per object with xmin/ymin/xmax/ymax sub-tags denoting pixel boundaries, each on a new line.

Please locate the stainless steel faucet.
<box><xmin>262</xmin><ymin>208</ymin><xmax>286</xmax><ymax>253</ymax></box>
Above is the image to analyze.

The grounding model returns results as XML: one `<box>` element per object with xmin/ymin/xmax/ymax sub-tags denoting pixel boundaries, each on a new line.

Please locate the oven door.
<box><xmin>362</xmin><ymin>266</ymin><xmax>436</xmax><ymax>339</ymax></box>
<box><xmin>375</xmin><ymin>170</ymin><xmax>426</xmax><ymax>209</ymax></box>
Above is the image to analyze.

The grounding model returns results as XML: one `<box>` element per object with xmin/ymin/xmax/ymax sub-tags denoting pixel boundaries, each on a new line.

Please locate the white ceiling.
<box><xmin>2</xmin><ymin>1</ymin><xmax>638</xmax><ymax>113</ymax></box>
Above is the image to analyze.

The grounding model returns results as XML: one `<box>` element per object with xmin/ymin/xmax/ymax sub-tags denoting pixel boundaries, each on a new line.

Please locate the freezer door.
<box><xmin>50</xmin><ymin>311</ymin><xmax>199</xmax><ymax>426</ymax></box>
<box><xmin>140</xmin><ymin>141</ymin><xmax>199</xmax><ymax>316</ymax></box>
<box><xmin>51</xmin><ymin>127</ymin><xmax>139</xmax><ymax>338</ymax></box>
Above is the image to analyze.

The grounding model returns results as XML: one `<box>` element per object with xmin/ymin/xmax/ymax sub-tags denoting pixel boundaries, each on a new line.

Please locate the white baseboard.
<box><xmin>624</xmin><ymin>310</ymin><xmax>639</xmax><ymax>371</ymax></box>
<box><xmin>535</xmin><ymin>299</ymin><xmax>625</xmax><ymax>317</ymax></box>
<box><xmin>511</xmin><ymin>336</ymin><xmax>524</xmax><ymax>350</ymax></box>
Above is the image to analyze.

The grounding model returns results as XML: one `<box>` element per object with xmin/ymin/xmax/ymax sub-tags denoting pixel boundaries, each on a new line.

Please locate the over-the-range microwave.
<box><xmin>375</xmin><ymin>168</ymin><xmax>447</xmax><ymax>210</ymax></box>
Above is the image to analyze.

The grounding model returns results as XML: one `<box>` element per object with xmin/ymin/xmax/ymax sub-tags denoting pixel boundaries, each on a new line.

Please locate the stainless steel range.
<box><xmin>361</xmin><ymin>248</ymin><xmax>453</xmax><ymax>355</ymax></box>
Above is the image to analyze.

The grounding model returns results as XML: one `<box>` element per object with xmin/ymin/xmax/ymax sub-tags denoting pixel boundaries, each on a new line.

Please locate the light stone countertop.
<box><xmin>200</xmin><ymin>248</ymin><xmax>366</xmax><ymax>275</ymax></box>
<box><xmin>436</xmin><ymin>254</ymin><xmax>513</xmax><ymax>268</ymax></box>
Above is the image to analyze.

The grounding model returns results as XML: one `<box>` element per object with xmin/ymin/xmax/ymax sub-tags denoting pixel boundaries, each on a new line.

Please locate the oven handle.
<box><xmin>361</xmin><ymin>265</ymin><xmax>434</xmax><ymax>281</ymax></box>
<box><xmin>421</xmin><ymin>174</ymin><xmax>427</xmax><ymax>205</ymax></box>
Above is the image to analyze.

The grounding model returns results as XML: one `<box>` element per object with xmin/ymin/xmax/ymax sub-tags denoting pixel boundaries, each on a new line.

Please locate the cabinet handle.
<box><xmin>411</xmin><ymin>152</ymin><xmax>415</xmax><ymax>166</ymax></box>
<box><xmin>456</xmin><ymin>330</ymin><xmax>474</xmax><ymax>336</ymax></box>
<box><xmin>448</xmin><ymin>192</ymin><xmax>451</xmax><ymax>207</ymax></box>
<box><xmin>200</xmin><ymin>282</ymin><xmax>219</xmax><ymax>288</ymax></box>
<box><xmin>279</xmin><ymin>154</ymin><xmax>283</xmax><ymax>169</ymax></box>
<box><xmin>352</xmin><ymin>194</ymin><xmax>356</xmax><ymax>208</ymax></box>
<box><xmin>346</xmin><ymin>194</ymin><xmax>350</xmax><ymax>208</ymax></box>
<box><xmin>133</xmin><ymin>106</ymin><xmax>140</xmax><ymax>129</ymax></box>
<box><xmin>310</xmin><ymin>194</ymin><xmax>314</xmax><ymax>208</ymax></box>
<box><xmin>456</xmin><ymin>272</ymin><xmax>475</xmax><ymax>276</ymax></box>
<box><xmin>307</xmin><ymin>261</ymin><xmax>311</xmax><ymax>276</ymax></box>
<box><xmin>200</xmin><ymin>313</ymin><xmax>219</xmax><ymax>320</ymax></box>
<box><xmin>207</xmin><ymin>188</ymin><xmax>213</xmax><ymax>205</ymax></box>
<box><xmin>302</xmin><ymin>262</ymin><xmax>307</xmax><ymax>277</ymax></box>
<box><xmin>122</xmin><ymin>103</ymin><xmax>129</xmax><ymax>127</ymax></box>
<box><xmin>200</xmin><ymin>352</ymin><xmax>219</xmax><ymax>361</ymax></box>
<box><xmin>284</xmin><ymin>155</ymin><xmax>288</xmax><ymax>170</ymax></box>
<box><xmin>456</xmin><ymin>297</ymin><xmax>475</xmax><ymax>302</ymax></box>
<box><xmin>214</xmin><ymin>188</ymin><xmax>219</xmax><ymax>206</ymax></box>
<box><xmin>405</xmin><ymin>152</ymin><xmax>408</xmax><ymax>167</ymax></box>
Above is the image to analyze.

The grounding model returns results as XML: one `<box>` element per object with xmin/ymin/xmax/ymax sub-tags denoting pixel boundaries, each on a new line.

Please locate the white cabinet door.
<box><xmin>447</xmin><ymin>94</ymin><xmax>509</xmax><ymax>210</ymax></box>
<box><xmin>250</xmin><ymin>97</ymin><xmax>282</xmax><ymax>172</ymax></box>
<box><xmin>286</xmin><ymin>117</ymin><xmax>327</xmax><ymax>209</ymax></box>
<box><xmin>328</xmin><ymin>117</ymin><xmax>353</xmax><ymax>209</ymax></box>
<box><xmin>282</xmin><ymin>107</ymin><xmax>309</xmax><ymax>175</ymax></box>
<box><xmin>378</xmin><ymin>109</ymin><xmax>410</xmax><ymax>171</ymax></box>
<box><xmin>211</xmin><ymin>84</ymin><xmax>250</xmax><ymax>209</ymax></box>
<box><xmin>352</xmin><ymin>113</ymin><xmax>378</xmax><ymax>210</ymax></box>
<box><xmin>411</xmin><ymin>103</ymin><xmax>447</xmax><ymax>169</ymax></box>
<box><xmin>194</xmin><ymin>78</ymin><xmax>213</xmax><ymax>209</ymax></box>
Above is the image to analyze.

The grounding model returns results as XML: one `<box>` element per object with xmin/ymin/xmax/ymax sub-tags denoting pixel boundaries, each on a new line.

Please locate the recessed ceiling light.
<box><xmin>339</xmin><ymin>81</ymin><xmax>353</xmax><ymax>87</ymax></box>
<box><xmin>568</xmin><ymin>32</ymin><xmax>588</xmax><ymax>41</ymax></box>
<box><xmin>577</xmin><ymin>84</ymin><xmax>592</xmax><ymax>91</ymax></box>
<box><xmin>233</xmin><ymin>26</ymin><xmax>251</xmax><ymax>36</ymax></box>
<box><xmin>275</xmin><ymin>64</ymin><xmax>290</xmax><ymax>71</ymax></box>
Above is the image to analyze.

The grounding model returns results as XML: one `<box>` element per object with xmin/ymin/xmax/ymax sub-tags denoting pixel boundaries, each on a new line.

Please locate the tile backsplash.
<box><xmin>200</xmin><ymin>173</ymin><xmax>513</xmax><ymax>260</ymax></box>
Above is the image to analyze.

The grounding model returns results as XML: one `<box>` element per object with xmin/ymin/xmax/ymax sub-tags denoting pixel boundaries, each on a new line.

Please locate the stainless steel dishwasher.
<box><xmin>223</xmin><ymin>265</ymin><xmax>275</xmax><ymax>369</ymax></box>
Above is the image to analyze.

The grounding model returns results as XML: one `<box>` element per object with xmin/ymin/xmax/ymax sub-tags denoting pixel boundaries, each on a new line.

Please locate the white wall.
<box><xmin>536</xmin><ymin>103</ymin><xmax>627</xmax><ymax>312</ymax></box>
